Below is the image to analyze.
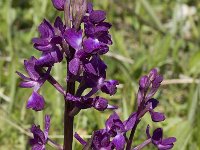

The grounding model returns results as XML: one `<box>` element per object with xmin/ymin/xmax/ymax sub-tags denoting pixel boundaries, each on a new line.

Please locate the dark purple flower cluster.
<box><xmin>75</xmin><ymin>69</ymin><xmax>176</xmax><ymax>150</ymax></box>
<box><xmin>17</xmin><ymin>0</ymin><xmax>176</xmax><ymax>150</ymax></box>
<box><xmin>17</xmin><ymin>1</ymin><xmax>118</xmax><ymax>113</ymax></box>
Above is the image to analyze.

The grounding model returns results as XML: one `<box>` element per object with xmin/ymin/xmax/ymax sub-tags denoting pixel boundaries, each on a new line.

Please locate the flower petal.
<box><xmin>93</xmin><ymin>97</ymin><xmax>108</xmax><ymax>111</ymax></box>
<box><xmin>162</xmin><ymin>137</ymin><xmax>176</xmax><ymax>145</ymax></box>
<box><xmin>123</xmin><ymin>112</ymin><xmax>137</xmax><ymax>131</ymax></box>
<box><xmin>69</xmin><ymin>58</ymin><xmax>81</xmax><ymax>76</ymax></box>
<box><xmin>146</xmin><ymin>98</ymin><xmax>159</xmax><ymax>109</ymax></box>
<box><xmin>16</xmin><ymin>71</ymin><xmax>31</xmax><ymax>81</ymax></box>
<box><xmin>32</xmin><ymin>143</ymin><xmax>45</xmax><ymax>150</ymax></box>
<box><xmin>30</xmin><ymin>125</ymin><xmax>46</xmax><ymax>144</ymax></box>
<box><xmin>24</xmin><ymin>57</ymin><xmax>40</xmax><ymax>81</ymax></box>
<box><xmin>89</xmin><ymin>10</ymin><xmax>106</xmax><ymax>24</ymax></box>
<box><xmin>27</xmin><ymin>91</ymin><xmax>45</xmax><ymax>111</ymax></box>
<box><xmin>36</xmin><ymin>47</ymin><xmax>63</xmax><ymax>67</ymax></box>
<box><xmin>112</xmin><ymin>134</ymin><xmax>126</xmax><ymax>150</ymax></box>
<box><xmin>38</xmin><ymin>19</ymin><xmax>54</xmax><ymax>38</ymax></box>
<box><xmin>54</xmin><ymin>16</ymin><xmax>64</xmax><ymax>32</ymax></box>
<box><xmin>83</xmin><ymin>38</ymin><xmax>101</xmax><ymax>53</ymax></box>
<box><xmin>101</xmin><ymin>80</ymin><xmax>119</xmax><ymax>95</ymax></box>
<box><xmin>150</xmin><ymin>111</ymin><xmax>165</xmax><ymax>122</ymax></box>
<box><xmin>152</xmin><ymin>128</ymin><xmax>163</xmax><ymax>145</ymax></box>
<box><xmin>20</xmin><ymin>81</ymin><xmax>36</xmax><ymax>88</ymax></box>
<box><xmin>64</xmin><ymin>28</ymin><xmax>82</xmax><ymax>50</ymax></box>
<box><xmin>51</xmin><ymin>0</ymin><xmax>65</xmax><ymax>11</ymax></box>
<box><xmin>105</xmin><ymin>112</ymin><xmax>120</xmax><ymax>131</ymax></box>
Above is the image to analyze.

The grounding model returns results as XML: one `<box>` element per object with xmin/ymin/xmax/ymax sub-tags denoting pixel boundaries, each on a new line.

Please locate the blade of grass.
<box><xmin>140</xmin><ymin>0</ymin><xmax>165</xmax><ymax>33</ymax></box>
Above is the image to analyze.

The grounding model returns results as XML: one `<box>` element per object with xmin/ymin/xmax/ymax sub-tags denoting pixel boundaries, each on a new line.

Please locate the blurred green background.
<box><xmin>0</xmin><ymin>0</ymin><xmax>200</xmax><ymax>149</ymax></box>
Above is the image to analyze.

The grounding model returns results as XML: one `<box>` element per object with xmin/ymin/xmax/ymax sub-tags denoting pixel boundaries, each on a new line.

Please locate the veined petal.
<box><xmin>32</xmin><ymin>38</ymin><xmax>50</xmax><ymax>46</ymax></box>
<box><xmin>112</xmin><ymin>134</ymin><xmax>126</xmax><ymax>150</ymax></box>
<box><xmin>69</xmin><ymin>58</ymin><xmax>81</xmax><ymax>76</ymax></box>
<box><xmin>101</xmin><ymin>80</ymin><xmax>119</xmax><ymax>96</ymax></box>
<box><xmin>30</xmin><ymin>125</ymin><xmax>46</xmax><ymax>144</ymax></box>
<box><xmin>38</xmin><ymin>19</ymin><xmax>54</xmax><ymax>38</ymax></box>
<box><xmin>16</xmin><ymin>71</ymin><xmax>31</xmax><ymax>81</ymax></box>
<box><xmin>105</xmin><ymin>112</ymin><xmax>120</xmax><ymax>131</ymax></box>
<box><xmin>84</xmin><ymin>55</ymin><xmax>107</xmax><ymax>77</ymax></box>
<box><xmin>36</xmin><ymin>47</ymin><xmax>63</xmax><ymax>67</ymax></box>
<box><xmin>32</xmin><ymin>144</ymin><xmax>45</xmax><ymax>150</ymax></box>
<box><xmin>64</xmin><ymin>28</ymin><xmax>82</xmax><ymax>50</ymax></box>
<box><xmin>139</xmin><ymin>75</ymin><xmax>149</xmax><ymax>89</ymax></box>
<box><xmin>27</xmin><ymin>91</ymin><xmax>45</xmax><ymax>111</ymax></box>
<box><xmin>33</xmin><ymin>43</ymin><xmax>53</xmax><ymax>52</ymax></box>
<box><xmin>150</xmin><ymin>111</ymin><xmax>165</xmax><ymax>122</ymax></box>
<box><xmin>89</xmin><ymin>10</ymin><xmax>106</xmax><ymax>24</ymax></box>
<box><xmin>20</xmin><ymin>81</ymin><xmax>36</xmax><ymax>88</ymax></box>
<box><xmin>83</xmin><ymin>38</ymin><xmax>101</xmax><ymax>53</ymax></box>
<box><xmin>51</xmin><ymin>0</ymin><xmax>65</xmax><ymax>11</ymax></box>
<box><xmin>54</xmin><ymin>16</ymin><xmax>65</xmax><ymax>32</ymax></box>
<box><xmin>157</xmin><ymin>144</ymin><xmax>174</xmax><ymax>150</ymax></box>
<box><xmin>24</xmin><ymin>56</ymin><xmax>40</xmax><ymax>81</ymax></box>
<box><xmin>152</xmin><ymin>128</ymin><xmax>163</xmax><ymax>145</ymax></box>
<box><xmin>146</xmin><ymin>98</ymin><xmax>159</xmax><ymax>110</ymax></box>
<box><xmin>98</xmin><ymin>33</ymin><xmax>112</xmax><ymax>45</ymax></box>
<box><xmin>87</xmin><ymin>2</ymin><xmax>93</xmax><ymax>13</ymax></box>
<box><xmin>162</xmin><ymin>137</ymin><xmax>176</xmax><ymax>145</ymax></box>
<box><xmin>93</xmin><ymin>97</ymin><xmax>108</xmax><ymax>111</ymax></box>
<box><xmin>123</xmin><ymin>112</ymin><xmax>137</xmax><ymax>131</ymax></box>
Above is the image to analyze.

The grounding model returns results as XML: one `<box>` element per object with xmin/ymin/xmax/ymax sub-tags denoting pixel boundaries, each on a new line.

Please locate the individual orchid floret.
<box><xmin>26</xmin><ymin>91</ymin><xmax>45</xmax><ymax>111</ymax></box>
<box><xmin>32</xmin><ymin>19</ymin><xmax>64</xmax><ymax>67</ymax></box>
<box><xmin>146</xmin><ymin>125</ymin><xmax>176</xmax><ymax>150</ymax></box>
<box><xmin>145</xmin><ymin>98</ymin><xmax>165</xmax><ymax>122</ymax></box>
<box><xmin>30</xmin><ymin>115</ymin><xmax>51</xmax><ymax>150</ymax></box>
<box><xmin>32</xmin><ymin>19</ymin><xmax>61</xmax><ymax>52</ymax></box>
<box><xmin>137</xmin><ymin>98</ymin><xmax>165</xmax><ymax>122</ymax></box>
<box><xmin>16</xmin><ymin>56</ymin><xmax>49</xmax><ymax>111</ymax></box>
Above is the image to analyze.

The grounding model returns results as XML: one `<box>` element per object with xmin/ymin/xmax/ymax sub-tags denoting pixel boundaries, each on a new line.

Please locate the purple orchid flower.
<box><xmin>32</xmin><ymin>19</ymin><xmax>64</xmax><ymax>67</ymax></box>
<box><xmin>30</xmin><ymin>115</ymin><xmax>51</xmax><ymax>150</ymax></box>
<box><xmin>146</xmin><ymin>125</ymin><xmax>176</xmax><ymax>150</ymax></box>
<box><xmin>16</xmin><ymin>56</ymin><xmax>49</xmax><ymax>111</ymax></box>
<box><xmin>32</xmin><ymin>19</ymin><xmax>61</xmax><ymax>52</ymax></box>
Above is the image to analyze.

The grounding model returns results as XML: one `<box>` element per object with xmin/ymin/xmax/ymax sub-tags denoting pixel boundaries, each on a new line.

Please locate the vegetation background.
<box><xmin>0</xmin><ymin>0</ymin><xmax>200</xmax><ymax>149</ymax></box>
